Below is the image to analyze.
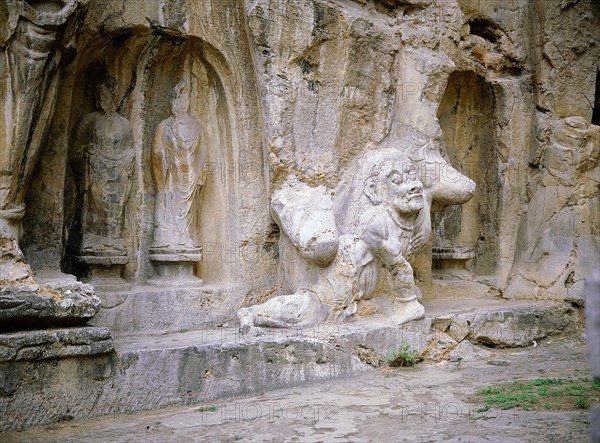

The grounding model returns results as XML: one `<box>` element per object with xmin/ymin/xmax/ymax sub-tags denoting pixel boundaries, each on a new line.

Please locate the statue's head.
<box><xmin>363</xmin><ymin>151</ymin><xmax>424</xmax><ymax>216</ymax></box>
<box><xmin>334</xmin><ymin>148</ymin><xmax>426</xmax><ymax>234</ymax></box>
<box><xmin>170</xmin><ymin>81</ymin><xmax>191</xmax><ymax>116</ymax></box>
<box><xmin>95</xmin><ymin>76</ymin><xmax>117</xmax><ymax>114</ymax></box>
<box><xmin>21</xmin><ymin>0</ymin><xmax>81</xmax><ymax>27</ymax></box>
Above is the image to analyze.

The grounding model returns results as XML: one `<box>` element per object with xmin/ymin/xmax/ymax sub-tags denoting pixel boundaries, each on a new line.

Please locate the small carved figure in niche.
<box><xmin>71</xmin><ymin>76</ymin><xmax>134</xmax><ymax>259</ymax></box>
<box><xmin>68</xmin><ymin>76</ymin><xmax>133</xmax><ymax>291</ymax></box>
<box><xmin>151</xmin><ymin>81</ymin><xmax>206</xmax><ymax>252</ymax></box>
<box><xmin>0</xmin><ymin>0</ymin><xmax>81</xmax><ymax>250</ymax></box>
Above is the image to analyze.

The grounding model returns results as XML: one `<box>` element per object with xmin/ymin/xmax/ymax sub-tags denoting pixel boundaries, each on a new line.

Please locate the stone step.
<box><xmin>0</xmin><ymin>328</ymin><xmax>367</xmax><ymax>432</ymax></box>
<box><xmin>0</xmin><ymin>298</ymin><xmax>582</xmax><ymax>432</ymax></box>
<box><xmin>88</xmin><ymin>284</ymin><xmax>245</xmax><ymax>338</ymax></box>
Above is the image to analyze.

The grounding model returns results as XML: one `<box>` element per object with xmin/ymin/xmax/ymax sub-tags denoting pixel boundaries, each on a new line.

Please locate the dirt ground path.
<box><xmin>2</xmin><ymin>336</ymin><xmax>593</xmax><ymax>442</ymax></box>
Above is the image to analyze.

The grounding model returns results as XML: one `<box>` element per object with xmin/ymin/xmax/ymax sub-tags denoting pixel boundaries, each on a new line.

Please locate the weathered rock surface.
<box><xmin>0</xmin><ymin>327</ymin><xmax>113</xmax><ymax>362</ymax></box>
<box><xmin>506</xmin><ymin>117</ymin><xmax>600</xmax><ymax>302</ymax></box>
<box><xmin>585</xmin><ymin>270</ymin><xmax>600</xmax><ymax>379</ymax></box>
<box><xmin>0</xmin><ymin>0</ymin><xmax>592</xmax><ymax>323</ymax></box>
<box><xmin>2</xmin><ymin>338</ymin><xmax>592</xmax><ymax>443</ymax></box>
<box><xmin>454</xmin><ymin>303</ymin><xmax>579</xmax><ymax>347</ymax></box>
<box><xmin>0</xmin><ymin>330</ymin><xmax>366</xmax><ymax>432</ymax></box>
<box><xmin>0</xmin><ymin>0</ymin><xmax>597</xmax><ymax>435</ymax></box>
<box><xmin>89</xmin><ymin>284</ymin><xmax>246</xmax><ymax>338</ymax></box>
<box><xmin>447</xmin><ymin>339</ymin><xmax>491</xmax><ymax>362</ymax></box>
<box><xmin>0</xmin><ymin>298</ymin><xmax>583</xmax><ymax>432</ymax></box>
<box><xmin>0</xmin><ymin>283</ymin><xmax>100</xmax><ymax>332</ymax></box>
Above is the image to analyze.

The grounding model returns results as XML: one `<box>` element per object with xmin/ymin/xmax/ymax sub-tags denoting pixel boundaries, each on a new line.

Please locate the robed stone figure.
<box><xmin>71</xmin><ymin>77</ymin><xmax>134</xmax><ymax>260</ymax></box>
<box><xmin>0</xmin><ymin>0</ymin><xmax>82</xmax><ymax>250</ymax></box>
<box><xmin>151</xmin><ymin>81</ymin><xmax>206</xmax><ymax>253</ymax></box>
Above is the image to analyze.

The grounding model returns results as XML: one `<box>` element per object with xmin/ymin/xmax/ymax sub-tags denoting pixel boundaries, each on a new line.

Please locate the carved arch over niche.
<box><xmin>62</xmin><ymin>30</ymin><xmax>240</xmax><ymax>284</ymax></box>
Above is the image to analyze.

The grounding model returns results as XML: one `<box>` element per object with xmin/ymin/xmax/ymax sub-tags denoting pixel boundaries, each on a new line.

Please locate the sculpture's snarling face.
<box><xmin>363</xmin><ymin>155</ymin><xmax>425</xmax><ymax>216</ymax></box>
<box><xmin>382</xmin><ymin>161</ymin><xmax>424</xmax><ymax>216</ymax></box>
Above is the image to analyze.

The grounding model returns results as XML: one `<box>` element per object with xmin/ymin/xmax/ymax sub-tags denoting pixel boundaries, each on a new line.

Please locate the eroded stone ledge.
<box><xmin>0</xmin><ymin>284</ymin><xmax>100</xmax><ymax>332</ymax></box>
<box><xmin>0</xmin><ymin>326</ymin><xmax>113</xmax><ymax>362</ymax></box>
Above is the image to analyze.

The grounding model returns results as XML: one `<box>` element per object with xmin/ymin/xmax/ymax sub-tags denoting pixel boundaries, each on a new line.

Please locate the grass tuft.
<box><xmin>472</xmin><ymin>376</ymin><xmax>599</xmax><ymax>412</ymax></box>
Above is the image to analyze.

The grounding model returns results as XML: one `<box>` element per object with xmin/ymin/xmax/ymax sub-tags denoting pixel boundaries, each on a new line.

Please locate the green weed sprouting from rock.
<box><xmin>532</xmin><ymin>378</ymin><xmax>565</xmax><ymax>386</ymax></box>
<box><xmin>576</xmin><ymin>398</ymin><xmax>589</xmax><ymax>409</ymax></box>
<box><xmin>386</xmin><ymin>343</ymin><xmax>420</xmax><ymax>367</ymax></box>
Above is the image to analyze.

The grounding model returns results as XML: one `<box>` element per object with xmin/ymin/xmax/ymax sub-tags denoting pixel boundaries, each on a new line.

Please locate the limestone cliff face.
<box><xmin>505</xmin><ymin>0</ymin><xmax>600</xmax><ymax>302</ymax></box>
<box><xmin>244</xmin><ymin>0</ymin><xmax>599</xmax><ymax>302</ymax></box>
<box><xmin>20</xmin><ymin>0</ymin><xmax>276</xmax><ymax>304</ymax></box>
<box><xmin>14</xmin><ymin>0</ymin><xmax>599</xmax><ymax>306</ymax></box>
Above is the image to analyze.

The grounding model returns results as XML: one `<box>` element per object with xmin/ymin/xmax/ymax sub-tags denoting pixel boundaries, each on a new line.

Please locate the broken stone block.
<box><xmin>447</xmin><ymin>340</ymin><xmax>490</xmax><ymax>362</ymax></box>
<box><xmin>432</xmin><ymin>314</ymin><xmax>453</xmax><ymax>333</ymax></box>
<box><xmin>0</xmin><ymin>326</ymin><xmax>113</xmax><ymax>362</ymax></box>
<box><xmin>467</xmin><ymin>304</ymin><xmax>577</xmax><ymax>347</ymax></box>
<box><xmin>0</xmin><ymin>283</ymin><xmax>100</xmax><ymax>332</ymax></box>
<box><xmin>422</xmin><ymin>331</ymin><xmax>458</xmax><ymax>362</ymax></box>
<box><xmin>448</xmin><ymin>317</ymin><xmax>470</xmax><ymax>343</ymax></box>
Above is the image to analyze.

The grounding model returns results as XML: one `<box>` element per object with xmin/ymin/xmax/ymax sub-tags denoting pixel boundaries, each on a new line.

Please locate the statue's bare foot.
<box><xmin>239</xmin><ymin>323</ymin><xmax>265</xmax><ymax>337</ymax></box>
<box><xmin>390</xmin><ymin>299</ymin><xmax>425</xmax><ymax>326</ymax></box>
<box><xmin>237</xmin><ymin>307</ymin><xmax>258</xmax><ymax>335</ymax></box>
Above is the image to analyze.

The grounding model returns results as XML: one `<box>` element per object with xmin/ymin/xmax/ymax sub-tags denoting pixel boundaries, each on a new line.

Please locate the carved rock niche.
<box><xmin>63</xmin><ymin>32</ymin><xmax>236</xmax><ymax>289</ymax></box>
<box><xmin>434</xmin><ymin>71</ymin><xmax>500</xmax><ymax>278</ymax></box>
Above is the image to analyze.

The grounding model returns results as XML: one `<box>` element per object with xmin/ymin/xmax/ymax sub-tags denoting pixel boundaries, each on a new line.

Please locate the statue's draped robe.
<box><xmin>72</xmin><ymin>111</ymin><xmax>134</xmax><ymax>254</ymax></box>
<box><xmin>0</xmin><ymin>1</ymin><xmax>78</xmax><ymax>239</ymax></box>
<box><xmin>152</xmin><ymin>116</ymin><xmax>205</xmax><ymax>250</ymax></box>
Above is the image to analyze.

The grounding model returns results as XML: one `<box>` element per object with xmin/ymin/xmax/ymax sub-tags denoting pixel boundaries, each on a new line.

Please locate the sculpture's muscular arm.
<box><xmin>407</xmin><ymin>198</ymin><xmax>431</xmax><ymax>259</ymax></box>
<box><xmin>362</xmin><ymin>212</ymin><xmax>412</xmax><ymax>276</ymax></box>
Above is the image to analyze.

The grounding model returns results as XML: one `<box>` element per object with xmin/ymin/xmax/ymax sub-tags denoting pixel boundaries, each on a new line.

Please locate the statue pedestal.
<box><xmin>148</xmin><ymin>247</ymin><xmax>203</xmax><ymax>287</ymax></box>
<box><xmin>77</xmin><ymin>254</ymin><xmax>130</xmax><ymax>292</ymax></box>
<box><xmin>432</xmin><ymin>246</ymin><xmax>474</xmax><ymax>278</ymax></box>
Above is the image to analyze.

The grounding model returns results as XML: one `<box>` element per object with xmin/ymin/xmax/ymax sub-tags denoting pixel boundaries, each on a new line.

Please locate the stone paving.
<box><xmin>2</xmin><ymin>336</ymin><xmax>592</xmax><ymax>442</ymax></box>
